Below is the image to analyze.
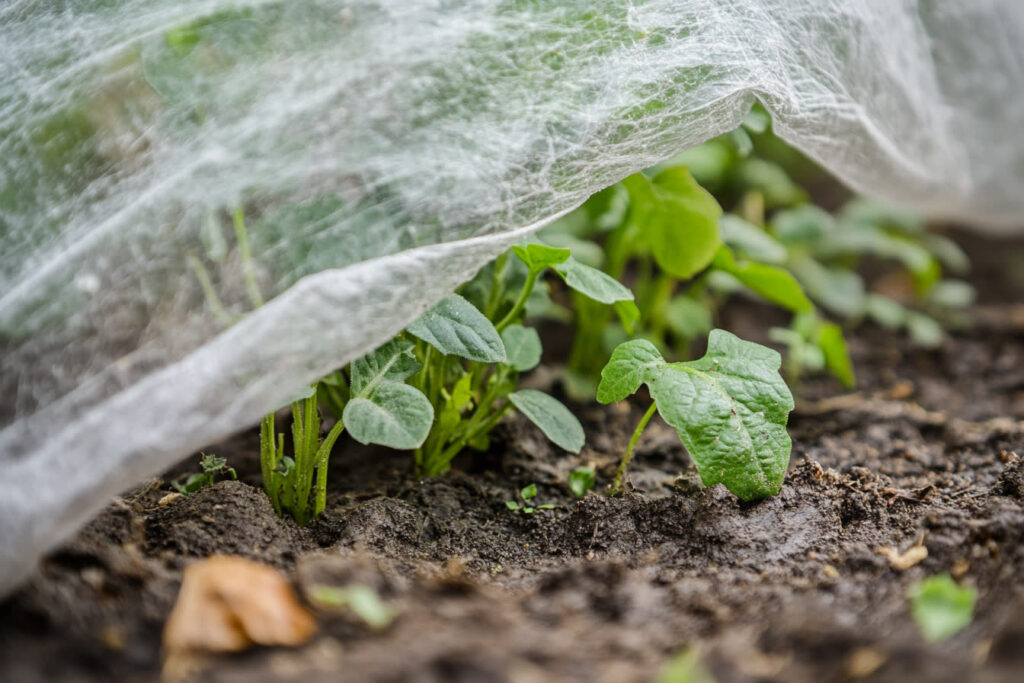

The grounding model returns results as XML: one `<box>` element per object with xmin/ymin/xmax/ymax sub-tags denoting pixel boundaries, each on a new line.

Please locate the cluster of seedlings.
<box><xmin>181</xmin><ymin>109</ymin><xmax>973</xmax><ymax>535</ymax></box>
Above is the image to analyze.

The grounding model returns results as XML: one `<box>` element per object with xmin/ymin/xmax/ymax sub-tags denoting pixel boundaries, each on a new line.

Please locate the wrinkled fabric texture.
<box><xmin>1</xmin><ymin>0</ymin><xmax>1022</xmax><ymax>594</ymax></box>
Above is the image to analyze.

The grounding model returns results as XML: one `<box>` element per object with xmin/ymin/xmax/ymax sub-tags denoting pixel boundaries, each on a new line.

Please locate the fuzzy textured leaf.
<box><xmin>407</xmin><ymin>293</ymin><xmax>506</xmax><ymax>363</ymax></box>
<box><xmin>553</xmin><ymin>257</ymin><xmax>634</xmax><ymax>304</ymax></box>
<box><xmin>343</xmin><ymin>382</ymin><xmax>433</xmax><ymax>450</ymax></box>
<box><xmin>350</xmin><ymin>339</ymin><xmax>422</xmax><ymax>395</ymax></box>
<box><xmin>508</xmin><ymin>390</ymin><xmax>584</xmax><ymax>453</ymax></box>
<box><xmin>501</xmin><ymin>324</ymin><xmax>542</xmax><ymax>372</ymax></box>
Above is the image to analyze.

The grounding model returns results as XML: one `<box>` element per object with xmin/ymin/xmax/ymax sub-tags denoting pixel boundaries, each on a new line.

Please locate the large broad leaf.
<box><xmin>407</xmin><ymin>293</ymin><xmax>506</xmax><ymax>363</ymax></box>
<box><xmin>598</xmin><ymin>330</ymin><xmax>793</xmax><ymax>501</ymax></box>
<box><xmin>343</xmin><ymin>382</ymin><xmax>433</xmax><ymax>450</ymax></box>
<box><xmin>552</xmin><ymin>257</ymin><xmax>633</xmax><ymax>304</ymax></box>
<box><xmin>345</xmin><ymin>339</ymin><xmax>433</xmax><ymax>449</ymax></box>
<box><xmin>500</xmin><ymin>324</ymin><xmax>542</xmax><ymax>372</ymax></box>
<box><xmin>508</xmin><ymin>390</ymin><xmax>584</xmax><ymax>453</ymax></box>
<box><xmin>623</xmin><ymin>167</ymin><xmax>722</xmax><ymax>279</ymax></box>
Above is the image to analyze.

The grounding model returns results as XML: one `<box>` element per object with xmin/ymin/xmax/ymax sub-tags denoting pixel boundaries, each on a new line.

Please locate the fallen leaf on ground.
<box><xmin>163</xmin><ymin>555</ymin><xmax>316</xmax><ymax>657</ymax></box>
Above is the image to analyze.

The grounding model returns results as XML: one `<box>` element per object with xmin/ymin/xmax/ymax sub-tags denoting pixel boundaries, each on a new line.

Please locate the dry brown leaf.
<box><xmin>163</xmin><ymin>555</ymin><xmax>317</xmax><ymax>658</ymax></box>
<box><xmin>876</xmin><ymin>544</ymin><xmax>928</xmax><ymax>571</ymax></box>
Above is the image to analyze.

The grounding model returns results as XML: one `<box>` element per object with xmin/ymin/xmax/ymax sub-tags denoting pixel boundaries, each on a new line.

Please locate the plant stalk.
<box><xmin>611</xmin><ymin>402</ymin><xmax>658</xmax><ymax>496</ymax></box>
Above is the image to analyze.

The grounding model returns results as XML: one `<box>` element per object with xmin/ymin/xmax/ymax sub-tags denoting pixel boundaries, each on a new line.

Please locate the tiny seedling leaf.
<box><xmin>520</xmin><ymin>483</ymin><xmax>538</xmax><ymax>501</ymax></box>
<box><xmin>553</xmin><ymin>257</ymin><xmax>634</xmax><ymax>304</ymax></box>
<box><xmin>909</xmin><ymin>574</ymin><xmax>976</xmax><ymax>642</ymax></box>
<box><xmin>500</xmin><ymin>324</ymin><xmax>542</xmax><ymax>372</ymax></box>
<box><xmin>569</xmin><ymin>466</ymin><xmax>596</xmax><ymax>498</ymax></box>
<box><xmin>508</xmin><ymin>390</ymin><xmax>585</xmax><ymax>453</ymax></box>
<box><xmin>407</xmin><ymin>293</ymin><xmax>506</xmax><ymax>363</ymax></box>
<box><xmin>512</xmin><ymin>243</ymin><xmax>570</xmax><ymax>272</ymax></box>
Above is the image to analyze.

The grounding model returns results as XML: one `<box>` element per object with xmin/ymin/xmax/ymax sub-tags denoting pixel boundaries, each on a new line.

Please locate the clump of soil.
<box><xmin>2</xmin><ymin>232</ymin><xmax>1023</xmax><ymax>682</ymax></box>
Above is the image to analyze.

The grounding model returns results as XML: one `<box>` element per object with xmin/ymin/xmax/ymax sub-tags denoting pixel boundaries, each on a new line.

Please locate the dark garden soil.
<box><xmin>2</xmin><ymin>231</ymin><xmax>1024</xmax><ymax>683</ymax></box>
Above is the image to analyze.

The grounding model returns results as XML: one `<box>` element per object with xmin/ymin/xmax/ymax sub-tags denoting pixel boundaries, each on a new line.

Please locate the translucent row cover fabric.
<box><xmin>1</xmin><ymin>0</ymin><xmax>1022</xmax><ymax>594</ymax></box>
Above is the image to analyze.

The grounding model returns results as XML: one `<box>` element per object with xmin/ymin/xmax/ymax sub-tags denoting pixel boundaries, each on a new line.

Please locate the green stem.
<box><xmin>314</xmin><ymin>418</ymin><xmax>346</xmax><ymax>518</ymax></box>
<box><xmin>430</xmin><ymin>401</ymin><xmax>514</xmax><ymax>476</ymax></box>
<box><xmin>495</xmin><ymin>268</ymin><xmax>540</xmax><ymax>331</ymax></box>
<box><xmin>485</xmin><ymin>252</ymin><xmax>509</xmax><ymax>319</ymax></box>
<box><xmin>232</xmin><ymin>208</ymin><xmax>264</xmax><ymax>309</ymax></box>
<box><xmin>611</xmin><ymin>402</ymin><xmax>658</xmax><ymax>496</ymax></box>
<box><xmin>186</xmin><ymin>252</ymin><xmax>234</xmax><ymax>326</ymax></box>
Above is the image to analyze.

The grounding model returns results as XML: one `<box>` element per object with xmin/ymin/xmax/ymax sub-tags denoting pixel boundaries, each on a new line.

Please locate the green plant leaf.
<box><xmin>596</xmin><ymin>339</ymin><xmax>664</xmax><ymax>404</ymax></box>
<box><xmin>600</xmin><ymin>331</ymin><xmax>794</xmax><ymax>501</ymax></box>
<box><xmin>623</xmin><ymin>168</ymin><xmax>722</xmax><ymax>279</ymax></box>
<box><xmin>407</xmin><ymin>293</ymin><xmax>506</xmax><ymax>363</ymax></box>
<box><xmin>719</xmin><ymin>214</ymin><xmax>788</xmax><ymax>264</ymax></box>
<box><xmin>909</xmin><ymin>574</ymin><xmax>976</xmax><ymax>642</ymax></box>
<box><xmin>344</xmin><ymin>381</ymin><xmax>434</xmax><ymax>450</ymax></box>
<box><xmin>614</xmin><ymin>300</ymin><xmax>641</xmax><ymax>336</ymax></box>
<box><xmin>569</xmin><ymin>466</ymin><xmax>596</xmax><ymax>498</ymax></box>
<box><xmin>907</xmin><ymin>312</ymin><xmax>944</xmax><ymax>348</ymax></box>
<box><xmin>512</xmin><ymin>243</ymin><xmax>570</xmax><ymax>272</ymax></box>
<box><xmin>350</xmin><ymin>339</ymin><xmax>422</xmax><ymax>395</ymax></box>
<box><xmin>816</xmin><ymin>322</ymin><xmax>855</xmax><ymax>389</ymax></box>
<box><xmin>789</xmin><ymin>256</ymin><xmax>865</xmax><ymax>318</ymax></box>
<box><xmin>309</xmin><ymin>584</ymin><xmax>396</xmax><ymax>630</ymax></box>
<box><xmin>520</xmin><ymin>483</ymin><xmax>538</xmax><ymax>501</ymax></box>
<box><xmin>508</xmin><ymin>390</ymin><xmax>585</xmax><ymax>453</ymax></box>
<box><xmin>713</xmin><ymin>247</ymin><xmax>813</xmax><ymax>313</ymax></box>
<box><xmin>501</xmin><ymin>324</ymin><xmax>542</xmax><ymax>372</ymax></box>
<box><xmin>865</xmin><ymin>294</ymin><xmax>907</xmax><ymax>329</ymax></box>
<box><xmin>505</xmin><ymin>500</ymin><xmax>521</xmax><ymax>511</ymax></box>
<box><xmin>552</xmin><ymin>257</ymin><xmax>634</xmax><ymax>304</ymax></box>
<box><xmin>665</xmin><ymin>295</ymin><xmax>713</xmax><ymax>340</ymax></box>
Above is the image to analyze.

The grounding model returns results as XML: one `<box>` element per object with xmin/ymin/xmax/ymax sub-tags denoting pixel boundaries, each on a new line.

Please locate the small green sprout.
<box><xmin>568</xmin><ymin>466</ymin><xmax>596</xmax><ymax>498</ymax></box>
<box><xmin>909</xmin><ymin>574</ymin><xmax>976</xmax><ymax>642</ymax></box>
<box><xmin>407</xmin><ymin>242</ymin><xmax>632</xmax><ymax>476</ymax></box>
<box><xmin>309</xmin><ymin>584</ymin><xmax>396</xmax><ymax>630</ymax></box>
<box><xmin>656</xmin><ymin>647</ymin><xmax>716</xmax><ymax>683</ymax></box>
<box><xmin>171</xmin><ymin>453</ymin><xmax>237</xmax><ymax>495</ymax></box>
<box><xmin>598</xmin><ymin>329</ymin><xmax>794</xmax><ymax>499</ymax></box>
<box><xmin>505</xmin><ymin>483</ymin><xmax>555</xmax><ymax>514</ymax></box>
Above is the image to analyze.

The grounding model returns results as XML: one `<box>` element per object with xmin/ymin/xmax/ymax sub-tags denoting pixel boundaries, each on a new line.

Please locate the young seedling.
<box><xmin>261</xmin><ymin>394</ymin><xmax>346</xmax><ymax>525</ymax></box>
<box><xmin>909</xmin><ymin>574</ymin><xmax>976</xmax><ymax>642</ymax></box>
<box><xmin>407</xmin><ymin>242</ymin><xmax>634</xmax><ymax>477</ymax></box>
<box><xmin>568</xmin><ymin>466</ymin><xmax>596</xmax><ymax>498</ymax></box>
<box><xmin>171</xmin><ymin>453</ymin><xmax>237</xmax><ymax>495</ymax></box>
<box><xmin>505</xmin><ymin>483</ymin><xmax>555</xmax><ymax>513</ymax></box>
<box><xmin>598</xmin><ymin>329</ymin><xmax>794</xmax><ymax>499</ymax></box>
<box><xmin>308</xmin><ymin>584</ymin><xmax>396</xmax><ymax>630</ymax></box>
